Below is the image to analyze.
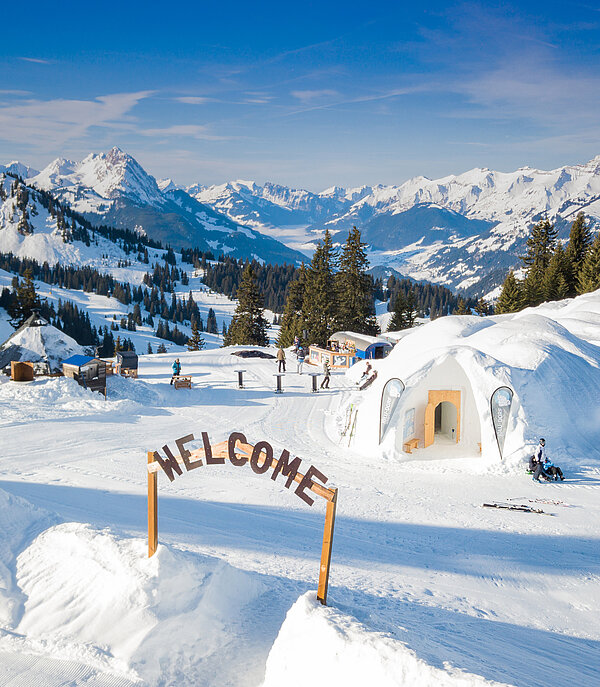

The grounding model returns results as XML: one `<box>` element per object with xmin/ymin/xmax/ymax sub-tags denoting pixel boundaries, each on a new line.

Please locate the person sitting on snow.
<box><xmin>531</xmin><ymin>438</ymin><xmax>556</xmax><ymax>482</ymax></box>
<box><xmin>356</xmin><ymin>361</ymin><xmax>372</xmax><ymax>385</ymax></box>
<box><xmin>170</xmin><ymin>358</ymin><xmax>181</xmax><ymax>385</ymax></box>
<box><xmin>542</xmin><ymin>456</ymin><xmax>565</xmax><ymax>481</ymax></box>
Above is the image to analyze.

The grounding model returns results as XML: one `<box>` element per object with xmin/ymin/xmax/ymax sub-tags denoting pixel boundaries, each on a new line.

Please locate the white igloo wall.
<box><xmin>393</xmin><ymin>355</ymin><xmax>482</xmax><ymax>457</ymax></box>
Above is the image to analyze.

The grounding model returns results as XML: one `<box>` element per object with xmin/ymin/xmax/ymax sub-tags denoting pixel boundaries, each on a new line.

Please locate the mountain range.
<box><xmin>3</xmin><ymin>149</ymin><xmax>600</xmax><ymax>294</ymax></box>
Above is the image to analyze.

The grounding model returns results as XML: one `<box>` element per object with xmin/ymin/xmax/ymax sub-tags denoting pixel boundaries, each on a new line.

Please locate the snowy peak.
<box><xmin>0</xmin><ymin>161</ymin><xmax>40</xmax><ymax>179</ymax></box>
<box><xmin>31</xmin><ymin>147</ymin><xmax>165</xmax><ymax>207</ymax></box>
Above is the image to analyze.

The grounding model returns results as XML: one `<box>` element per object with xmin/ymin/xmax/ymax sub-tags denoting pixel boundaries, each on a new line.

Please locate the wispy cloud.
<box><xmin>174</xmin><ymin>96</ymin><xmax>216</xmax><ymax>105</ymax></box>
<box><xmin>283</xmin><ymin>85</ymin><xmax>432</xmax><ymax>117</ymax></box>
<box><xmin>291</xmin><ymin>89</ymin><xmax>339</xmax><ymax>103</ymax></box>
<box><xmin>0</xmin><ymin>89</ymin><xmax>31</xmax><ymax>96</ymax></box>
<box><xmin>140</xmin><ymin>124</ymin><xmax>230</xmax><ymax>141</ymax></box>
<box><xmin>0</xmin><ymin>91</ymin><xmax>153</xmax><ymax>149</ymax></box>
<box><xmin>19</xmin><ymin>57</ymin><xmax>53</xmax><ymax>65</ymax></box>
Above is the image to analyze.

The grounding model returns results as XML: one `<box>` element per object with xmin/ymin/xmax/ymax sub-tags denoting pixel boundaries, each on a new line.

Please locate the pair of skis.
<box><xmin>482</xmin><ymin>501</ymin><xmax>555</xmax><ymax>516</ymax></box>
<box><xmin>340</xmin><ymin>404</ymin><xmax>358</xmax><ymax>446</ymax></box>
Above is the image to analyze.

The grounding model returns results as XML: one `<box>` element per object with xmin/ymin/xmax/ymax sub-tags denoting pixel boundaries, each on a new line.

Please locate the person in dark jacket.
<box><xmin>170</xmin><ymin>358</ymin><xmax>181</xmax><ymax>385</ymax></box>
<box><xmin>320</xmin><ymin>359</ymin><xmax>331</xmax><ymax>389</ymax></box>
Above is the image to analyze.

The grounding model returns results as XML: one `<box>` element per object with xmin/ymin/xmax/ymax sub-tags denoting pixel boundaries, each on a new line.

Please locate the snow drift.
<box><xmin>262</xmin><ymin>593</ymin><xmax>514</xmax><ymax>687</ymax></box>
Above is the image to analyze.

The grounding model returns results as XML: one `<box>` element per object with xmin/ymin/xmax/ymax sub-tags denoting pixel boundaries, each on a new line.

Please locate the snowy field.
<box><xmin>0</xmin><ymin>296</ymin><xmax>599</xmax><ymax>686</ymax></box>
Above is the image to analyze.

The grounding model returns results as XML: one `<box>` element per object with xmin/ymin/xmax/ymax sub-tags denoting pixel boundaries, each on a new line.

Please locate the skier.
<box><xmin>320</xmin><ymin>358</ymin><xmax>331</xmax><ymax>389</ymax></box>
<box><xmin>170</xmin><ymin>358</ymin><xmax>181</xmax><ymax>385</ymax></box>
<box><xmin>296</xmin><ymin>346</ymin><xmax>305</xmax><ymax>374</ymax></box>
<box><xmin>356</xmin><ymin>361</ymin><xmax>372</xmax><ymax>385</ymax></box>
<box><xmin>277</xmin><ymin>347</ymin><xmax>286</xmax><ymax>373</ymax></box>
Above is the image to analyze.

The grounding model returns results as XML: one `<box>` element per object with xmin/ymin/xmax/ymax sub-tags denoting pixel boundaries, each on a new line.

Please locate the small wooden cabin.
<box><xmin>11</xmin><ymin>361</ymin><xmax>34</xmax><ymax>382</ymax></box>
<box><xmin>62</xmin><ymin>355</ymin><xmax>107</xmax><ymax>397</ymax></box>
<box><xmin>116</xmin><ymin>350</ymin><xmax>139</xmax><ymax>377</ymax></box>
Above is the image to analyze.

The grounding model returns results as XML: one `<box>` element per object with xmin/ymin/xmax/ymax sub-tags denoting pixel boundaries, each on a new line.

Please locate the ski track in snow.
<box><xmin>0</xmin><ymin>343</ymin><xmax>598</xmax><ymax>685</ymax></box>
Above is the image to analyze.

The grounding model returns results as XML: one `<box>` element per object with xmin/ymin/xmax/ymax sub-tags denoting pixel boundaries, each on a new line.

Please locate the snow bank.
<box><xmin>11</xmin><ymin>523</ymin><xmax>265</xmax><ymax>682</ymax></box>
<box><xmin>262</xmin><ymin>593</ymin><xmax>514</xmax><ymax>687</ymax></box>
<box><xmin>346</xmin><ymin>290</ymin><xmax>600</xmax><ymax>469</ymax></box>
<box><xmin>0</xmin><ymin>488</ymin><xmax>55</xmax><ymax>627</ymax></box>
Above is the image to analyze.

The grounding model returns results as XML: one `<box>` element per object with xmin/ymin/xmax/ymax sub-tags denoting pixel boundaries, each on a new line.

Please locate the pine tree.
<box><xmin>474</xmin><ymin>297</ymin><xmax>489</xmax><ymax>316</ymax></box>
<box><xmin>521</xmin><ymin>217</ymin><xmax>558</xmax><ymax>272</ymax></box>
<box><xmin>223</xmin><ymin>264</ymin><xmax>269</xmax><ymax>346</ymax></box>
<box><xmin>206</xmin><ymin>307</ymin><xmax>218</xmax><ymax>334</ymax></box>
<box><xmin>187</xmin><ymin>320</ymin><xmax>205</xmax><ymax>351</ymax></box>
<box><xmin>565</xmin><ymin>212</ymin><xmax>592</xmax><ymax>295</ymax></box>
<box><xmin>543</xmin><ymin>244</ymin><xmax>569</xmax><ymax>301</ymax></box>
<box><xmin>454</xmin><ymin>297</ymin><xmax>469</xmax><ymax>315</ymax></box>
<box><xmin>388</xmin><ymin>289</ymin><xmax>417</xmax><ymax>331</ymax></box>
<box><xmin>301</xmin><ymin>230</ymin><xmax>337</xmax><ymax>346</ymax></box>
<box><xmin>157</xmin><ymin>342</ymin><xmax>167</xmax><ymax>354</ymax></box>
<box><xmin>278</xmin><ymin>264</ymin><xmax>307</xmax><ymax>347</ymax></box>
<box><xmin>334</xmin><ymin>226</ymin><xmax>379</xmax><ymax>335</ymax></box>
<box><xmin>115</xmin><ymin>335</ymin><xmax>122</xmax><ymax>353</ymax></box>
<box><xmin>577</xmin><ymin>233</ymin><xmax>600</xmax><ymax>294</ymax></box>
<box><xmin>147</xmin><ymin>342</ymin><xmax>153</xmax><ymax>355</ymax></box>
<box><xmin>7</xmin><ymin>268</ymin><xmax>42</xmax><ymax>327</ymax></box>
<box><xmin>495</xmin><ymin>271</ymin><xmax>522</xmax><ymax>314</ymax></box>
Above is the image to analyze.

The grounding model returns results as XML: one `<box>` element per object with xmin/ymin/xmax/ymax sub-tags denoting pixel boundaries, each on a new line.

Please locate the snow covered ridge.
<box><xmin>348</xmin><ymin>289</ymin><xmax>600</xmax><ymax>468</ymax></box>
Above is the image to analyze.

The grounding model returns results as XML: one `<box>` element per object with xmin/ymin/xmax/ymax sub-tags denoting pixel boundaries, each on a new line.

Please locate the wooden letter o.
<box><xmin>250</xmin><ymin>441</ymin><xmax>273</xmax><ymax>474</ymax></box>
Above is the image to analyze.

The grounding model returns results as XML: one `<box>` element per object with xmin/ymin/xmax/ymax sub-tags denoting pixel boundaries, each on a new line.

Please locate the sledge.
<box><xmin>482</xmin><ymin>502</ymin><xmax>554</xmax><ymax>515</ymax></box>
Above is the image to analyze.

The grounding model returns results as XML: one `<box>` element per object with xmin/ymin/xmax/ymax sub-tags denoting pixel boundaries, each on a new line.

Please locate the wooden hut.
<box><xmin>116</xmin><ymin>350</ymin><xmax>139</xmax><ymax>377</ymax></box>
<box><xmin>62</xmin><ymin>355</ymin><xmax>107</xmax><ymax>397</ymax></box>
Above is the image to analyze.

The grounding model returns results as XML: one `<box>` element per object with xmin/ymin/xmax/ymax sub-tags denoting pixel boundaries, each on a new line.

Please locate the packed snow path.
<box><xmin>0</xmin><ymin>350</ymin><xmax>598</xmax><ymax>686</ymax></box>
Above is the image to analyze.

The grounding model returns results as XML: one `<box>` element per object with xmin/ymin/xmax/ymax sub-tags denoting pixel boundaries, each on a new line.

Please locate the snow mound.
<box><xmin>13</xmin><ymin>523</ymin><xmax>265</xmax><ymax>682</ymax></box>
<box><xmin>0</xmin><ymin>489</ymin><xmax>55</xmax><ymax>627</ymax></box>
<box><xmin>0</xmin><ymin>314</ymin><xmax>84</xmax><ymax>373</ymax></box>
<box><xmin>263</xmin><ymin>593</ymin><xmax>514</xmax><ymax>687</ymax></box>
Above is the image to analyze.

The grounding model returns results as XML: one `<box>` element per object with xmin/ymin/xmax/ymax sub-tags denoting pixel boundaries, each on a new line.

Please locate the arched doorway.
<box><xmin>424</xmin><ymin>390</ymin><xmax>461</xmax><ymax>448</ymax></box>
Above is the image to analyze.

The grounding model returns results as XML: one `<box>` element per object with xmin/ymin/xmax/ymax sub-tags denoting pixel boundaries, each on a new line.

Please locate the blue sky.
<box><xmin>1</xmin><ymin>1</ymin><xmax>600</xmax><ymax>189</ymax></box>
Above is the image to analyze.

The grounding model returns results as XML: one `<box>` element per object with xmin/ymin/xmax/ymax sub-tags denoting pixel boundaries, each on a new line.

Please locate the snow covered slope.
<box><xmin>0</xmin><ymin>328</ymin><xmax>598</xmax><ymax>686</ymax></box>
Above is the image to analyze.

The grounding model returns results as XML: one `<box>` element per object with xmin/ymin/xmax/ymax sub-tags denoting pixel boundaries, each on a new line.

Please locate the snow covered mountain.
<box><xmin>24</xmin><ymin>149</ymin><xmax>305</xmax><ymax>266</ymax></box>
<box><xmin>189</xmin><ymin>157</ymin><xmax>600</xmax><ymax>292</ymax></box>
<box><xmin>6</xmin><ymin>148</ymin><xmax>600</xmax><ymax>292</ymax></box>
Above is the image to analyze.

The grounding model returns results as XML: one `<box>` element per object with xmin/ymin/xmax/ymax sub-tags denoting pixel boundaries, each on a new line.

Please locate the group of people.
<box><xmin>276</xmin><ymin>345</ymin><xmax>331</xmax><ymax>388</ymax></box>
<box><xmin>529</xmin><ymin>438</ymin><xmax>565</xmax><ymax>482</ymax></box>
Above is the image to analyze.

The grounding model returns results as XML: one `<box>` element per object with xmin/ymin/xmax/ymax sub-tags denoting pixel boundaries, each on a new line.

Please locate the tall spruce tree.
<box><xmin>278</xmin><ymin>264</ymin><xmax>307</xmax><ymax>346</ymax></box>
<box><xmin>521</xmin><ymin>217</ymin><xmax>558</xmax><ymax>272</ymax></box>
<box><xmin>7</xmin><ymin>268</ymin><xmax>42</xmax><ymax>327</ymax></box>
<box><xmin>301</xmin><ymin>230</ymin><xmax>336</xmax><ymax>346</ymax></box>
<box><xmin>454</xmin><ymin>297</ymin><xmax>469</xmax><ymax>315</ymax></box>
<box><xmin>495</xmin><ymin>271</ymin><xmax>522</xmax><ymax>313</ymax></box>
<box><xmin>577</xmin><ymin>233</ymin><xmax>600</xmax><ymax>294</ymax></box>
<box><xmin>334</xmin><ymin>226</ymin><xmax>379</xmax><ymax>335</ymax></box>
<box><xmin>388</xmin><ymin>289</ymin><xmax>417</xmax><ymax>331</ymax></box>
<box><xmin>565</xmin><ymin>212</ymin><xmax>592</xmax><ymax>295</ymax></box>
<box><xmin>223</xmin><ymin>264</ymin><xmax>269</xmax><ymax>346</ymax></box>
<box><xmin>187</xmin><ymin>319</ymin><xmax>205</xmax><ymax>351</ymax></box>
<box><xmin>543</xmin><ymin>243</ymin><xmax>569</xmax><ymax>301</ymax></box>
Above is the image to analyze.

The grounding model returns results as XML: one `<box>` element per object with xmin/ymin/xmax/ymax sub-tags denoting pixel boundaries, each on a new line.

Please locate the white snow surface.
<box><xmin>0</xmin><ymin>291</ymin><xmax>598</xmax><ymax>686</ymax></box>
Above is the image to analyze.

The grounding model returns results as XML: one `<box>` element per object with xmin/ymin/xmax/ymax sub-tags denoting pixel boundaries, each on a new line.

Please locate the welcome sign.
<box><xmin>146</xmin><ymin>431</ymin><xmax>338</xmax><ymax>604</ymax></box>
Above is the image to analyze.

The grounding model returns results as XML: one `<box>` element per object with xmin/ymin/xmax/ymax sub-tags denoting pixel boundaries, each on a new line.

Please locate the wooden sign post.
<box><xmin>147</xmin><ymin>431</ymin><xmax>338</xmax><ymax>605</ymax></box>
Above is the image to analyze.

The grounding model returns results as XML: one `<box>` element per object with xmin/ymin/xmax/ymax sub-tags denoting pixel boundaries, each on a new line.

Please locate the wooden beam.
<box><xmin>147</xmin><ymin>439</ymin><xmax>336</xmax><ymax>502</ymax></box>
<box><xmin>317</xmin><ymin>488</ymin><xmax>338</xmax><ymax>605</ymax></box>
<box><xmin>148</xmin><ymin>451</ymin><xmax>158</xmax><ymax>557</ymax></box>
